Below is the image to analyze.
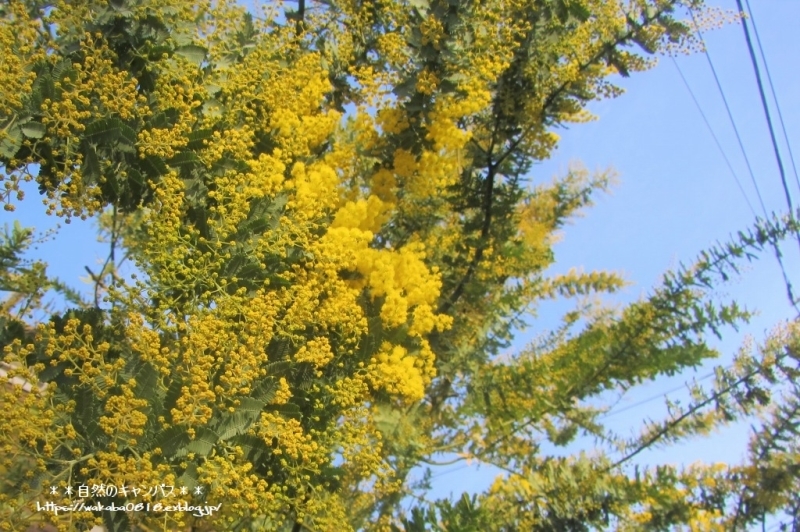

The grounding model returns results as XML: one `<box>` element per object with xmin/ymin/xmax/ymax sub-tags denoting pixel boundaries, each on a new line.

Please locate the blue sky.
<box><xmin>3</xmin><ymin>0</ymin><xmax>799</xmax><ymax>521</ymax></box>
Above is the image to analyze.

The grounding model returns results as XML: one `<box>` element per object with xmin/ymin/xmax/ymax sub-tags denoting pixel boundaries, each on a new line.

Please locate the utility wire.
<box><xmin>690</xmin><ymin>10</ymin><xmax>799</xmax><ymax>315</ymax></box>
<box><xmin>601</xmin><ymin>369</ymin><xmax>716</xmax><ymax>420</ymax></box>
<box><xmin>432</xmin><ymin>366</ymin><xmax>734</xmax><ymax>479</ymax></box>
<box><xmin>742</xmin><ymin>0</ymin><xmax>800</xmax><ymax>198</ymax></box>
<box><xmin>734</xmin><ymin>0</ymin><xmax>800</xmax><ymax>238</ymax></box>
<box><xmin>670</xmin><ymin>56</ymin><xmax>756</xmax><ymax>217</ymax></box>
<box><xmin>690</xmin><ymin>12</ymin><xmax>767</xmax><ymax>216</ymax></box>
<box><xmin>430</xmin><ymin>463</ymin><xmax>470</xmax><ymax>480</ymax></box>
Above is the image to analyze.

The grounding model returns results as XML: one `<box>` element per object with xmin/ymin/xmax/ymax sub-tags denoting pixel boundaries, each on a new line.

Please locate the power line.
<box><xmin>690</xmin><ymin>11</ymin><xmax>768</xmax><ymax>217</ymax></box>
<box><xmin>430</xmin><ymin>463</ymin><xmax>470</xmax><ymax>480</ymax></box>
<box><xmin>689</xmin><ymin>10</ymin><xmax>799</xmax><ymax>315</ymax></box>
<box><xmin>601</xmin><ymin>369</ymin><xmax>716</xmax><ymax>420</ymax></box>
<box><xmin>670</xmin><ymin>56</ymin><xmax>756</xmax><ymax>217</ymax></box>
<box><xmin>734</xmin><ymin>0</ymin><xmax>800</xmax><ymax>231</ymax></box>
<box><xmin>742</xmin><ymin>0</ymin><xmax>800</xmax><ymax>200</ymax></box>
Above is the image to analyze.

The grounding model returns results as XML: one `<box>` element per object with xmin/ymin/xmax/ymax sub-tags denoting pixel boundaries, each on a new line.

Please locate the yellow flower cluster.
<box><xmin>295</xmin><ymin>337</ymin><xmax>334</xmax><ymax>369</ymax></box>
<box><xmin>332</xmin><ymin>195</ymin><xmax>392</xmax><ymax>235</ymax></box>
<box><xmin>272</xmin><ymin>377</ymin><xmax>292</xmax><ymax>405</ymax></box>
<box><xmin>44</xmin><ymin>320</ymin><xmax>120</xmax><ymax>398</ymax></box>
<box><xmin>357</xmin><ymin>243</ymin><xmax>445</xmax><ymax>327</ymax></box>
<box><xmin>126</xmin><ymin>312</ymin><xmax>173</xmax><ymax>374</ymax></box>
<box><xmin>99</xmin><ymin>384</ymin><xmax>149</xmax><ymax>443</ymax></box>
<box><xmin>286</xmin><ymin>161</ymin><xmax>341</xmax><ymax>219</ymax></box>
<box><xmin>415</xmin><ymin>68</ymin><xmax>439</xmax><ymax>95</ymax></box>
<box><xmin>0</xmin><ymin>340</ymin><xmax>54</xmax><ymax>461</ymax></box>
<box><xmin>370</xmin><ymin>168</ymin><xmax>398</xmax><ymax>202</ymax></box>
<box><xmin>137</xmin><ymin>126</ymin><xmax>190</xmax><ymax>160</ymax></box>
<box><xmin>420</xmin><ymin>17</ymin><xmax>445</xmax><ymax>48</ymax></box>
<box><xmin>377</xmin><ymin>30</ymin><xmax>410</xmax><ymax>70</ymax></box>
<box><xmin>392</xmin><ymin>148</ymin><xmax>417</xmax><ymax>178</ymax></box>
<box><xmin>325</xmin><ymin>374</ymin><xmax>370</xmax><ymax>409</ymax></box>
<box><xmin>0</xmin><ymin>1</ymin><xmax>43</xmax><ymax>117</ymax></box>
<box><xmin>367</xmin><ymin>342</ymin><xmax>426</xmax><ymax>401</ymax></box>
<box><xmin>687</xmin><ymin>509</ymin><xmax>726</xmax><ymax>532</ymax></box>
<box><xmin>376</xmin><ymin>107</ymin><xmax>410</xmax><ymax>135</ymax></box>
<box><xmin>196</xmin><ymin>450</ymin><xmax>277</xmax><ymax>520</ymax></box>
<box><xmin>245</xmin><ymin>150</ymin><xmax>287</xmax><ymax>198</ymax></box>
<box><xmin>139</xmin><ymin>171</ymin><xmax>191</xmax><ymax>274</ymax></box>
<box><xmin>33</xmin><ymin>33</ymin><xmax>148</xmax><ymax>217</ymax></box>
<box><xmin>219</xmin><ymin>50</ymin><xmax>338</xmax><ymax>159</ymax></box>
<box><xmin>257</xmin><ymin>412</ymin><xmax>320</xmax><ymax>462</ymax></box>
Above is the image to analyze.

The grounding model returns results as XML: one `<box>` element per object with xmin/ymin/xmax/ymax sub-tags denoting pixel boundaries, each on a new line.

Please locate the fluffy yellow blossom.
<box><xmin>272</xmin><ymin>377</ymin><xmax>292</xmax><ymax>405</ymax></box>
<box><xmin>332</xmin><ymin>195</ymin><xmax>392</xmax><ymax>234</ymax></box>
<box><xmin>295</xmin><ymin>337</ymin><xmax>334</xmax><ymax>369</ymax></box>
<box><xmin>368</xmin><ymin>342</ymin><xmax>426</xmax><ymax>402</ymax></box>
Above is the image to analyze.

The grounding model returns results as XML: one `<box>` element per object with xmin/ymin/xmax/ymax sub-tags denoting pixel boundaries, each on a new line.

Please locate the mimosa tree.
<box><xmin>1</xmin><ymin>0</ymin><xmax>798</xmax><ymax>530</ymax></box>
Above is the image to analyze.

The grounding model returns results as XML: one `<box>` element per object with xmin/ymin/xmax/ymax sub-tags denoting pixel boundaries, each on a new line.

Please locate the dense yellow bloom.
<box><xmin>295</xmin><ymin>337</ymin><xmax>334</xmax><ymax>369</ymax></box>
<box><xmin>332</xmin><ymin>195</ymin><xmax>392</xmax><ymax>234</ymax></box>
<box><xmin>1</xmin><ymin>1</ymin><xmax>760</xmax><ymax>531</ymax></box>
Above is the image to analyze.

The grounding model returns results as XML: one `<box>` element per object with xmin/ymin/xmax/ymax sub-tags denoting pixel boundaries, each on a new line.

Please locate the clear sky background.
<box><xmin>3</xmin><ymin>0</ymin><xmax>800</xmax><ymax>524</ymax></box>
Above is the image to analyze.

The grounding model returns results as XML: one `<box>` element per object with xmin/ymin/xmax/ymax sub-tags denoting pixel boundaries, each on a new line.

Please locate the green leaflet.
<box><xmin>20</xmin><ymin>121</ymin><xmax>46</xmax><ymax>139</ymax></box>
<box><xmin>184</xmin><ymin>426</ymin><xmax>220</xmax><ymax>457</ymax></box>
<box><xmin>175</xmin><ymin>44</ymin><xmax>208</xmax><ymax>65</ymax></box>
<box><xmin>0</xmin><ymin>123</ymin><xmax>22</xmax><ymax>159</ymax></box>
<box><xmin>149</xmin><ymin>425</ymin><xmax>191</xmax><ymax>458</ymax></box>
<box><xmin>83</xmin><ymin>117</ymin><xmax>137</xmax><ymax>146</ymax></box>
